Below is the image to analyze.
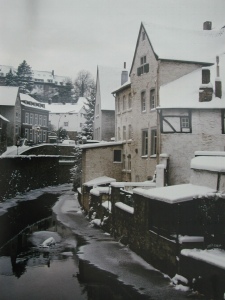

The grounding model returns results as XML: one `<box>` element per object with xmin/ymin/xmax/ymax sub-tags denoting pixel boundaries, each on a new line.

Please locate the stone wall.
<box><xmin>21</xmin><ymin>144</ymin><xmax>76</xmax><ymax>156</ymax></box>
<box><xmin>0</xmin><ymin>156</ymin><xmax>73</xmax><ymax>201</ymax></box>
<box><xmin>161</xmin><ymin>110</ymin><xmax>225</xmax><ymax>185</ymax></box>
<box><xmin>81</xmin><ymin>145</ymin><xmax>123</xmax><ymax>184</ymax></box>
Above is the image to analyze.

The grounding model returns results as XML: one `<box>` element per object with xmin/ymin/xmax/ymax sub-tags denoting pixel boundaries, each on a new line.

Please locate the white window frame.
<box><xmin>141</xmin><ymin>91</ymin><xmax>146</xmax><ymax>112</ymax></box>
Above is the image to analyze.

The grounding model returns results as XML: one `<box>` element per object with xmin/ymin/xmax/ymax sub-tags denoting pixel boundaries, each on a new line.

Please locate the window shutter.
<box><xmin>144</xmin><ymin>63</ymin><xmax>149</xmax><ymax>73</ymax></box>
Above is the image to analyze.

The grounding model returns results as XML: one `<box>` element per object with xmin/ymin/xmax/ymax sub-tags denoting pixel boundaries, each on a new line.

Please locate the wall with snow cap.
<box><xmin>0</xmin><ymin>156</ymin><xmax>72</xmax><ymax>201</ymax></box>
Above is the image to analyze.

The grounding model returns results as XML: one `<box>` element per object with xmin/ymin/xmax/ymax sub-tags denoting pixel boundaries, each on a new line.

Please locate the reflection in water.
<box><xmin>77</xmin><ymin>260</ymin><xmax>151</xmax><ymax>300</ymax></box>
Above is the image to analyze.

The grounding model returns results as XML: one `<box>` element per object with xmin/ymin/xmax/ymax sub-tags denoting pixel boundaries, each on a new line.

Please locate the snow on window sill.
<box><xmin>150</xmin><ymin>154</ymin><xmax>156</xmax><ymax>158</ymax></box>
<box><xmin>141</xmin><ymin>155</ymin><xmax>148</xmax><ymax>158</ymax></box>
<box><xmin>150</xmin><ymin>108</ymin><xmax>156</xmax><ymax>112</ymax></box>
<box><xmin>113</xmin><ymin>161</ymin><xmax>122</xmax><ymax>163</ymax></box>
<box><xmin>141</xmin><ymin>110</ymin><xmax>147</xmax><ymax>113</ymax></box>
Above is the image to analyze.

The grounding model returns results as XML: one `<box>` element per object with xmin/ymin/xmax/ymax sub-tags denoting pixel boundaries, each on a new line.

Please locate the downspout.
<box><xmin>156</xmin><ymin>60</ymin><xmax>161</xmax><ymax>164</ymax></box>
<box><xmin>112</xmin><ymin>93</ymin><xmax>117</xmax><ymax>141</ymax></box>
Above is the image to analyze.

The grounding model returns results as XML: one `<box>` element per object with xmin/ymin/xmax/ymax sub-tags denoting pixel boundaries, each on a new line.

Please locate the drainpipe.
<box><xmin>156</xmin><ymin>60</ymin><xmax>161</xmax><ymax>164</ymax></box>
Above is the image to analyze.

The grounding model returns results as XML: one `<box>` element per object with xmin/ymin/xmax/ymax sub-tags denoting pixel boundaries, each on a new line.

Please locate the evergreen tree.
<box><xmin>81</xmin><ymin>80</ymin><xmax>96</xmax><ymax>139</ymax></box>
<box><xmin>5</xmin><ymin>69</ymin><xmax>17</xmax><ymax>86</ymax></box>
<box><xmin>16</xmin><ymin>60</ymin><xmax>34</xmax><ymax>94</ymax></box>
<box><xmin>58</xmin><ymin>78</ymin><xmax>75</xmax><ymax>103</ymax></box>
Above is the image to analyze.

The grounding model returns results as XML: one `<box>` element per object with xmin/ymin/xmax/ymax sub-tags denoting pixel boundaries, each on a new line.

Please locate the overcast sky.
<box><xmin>0</xmin><ymin>0</ymin><xmax>225</xmax><ymax>80</ymax></box>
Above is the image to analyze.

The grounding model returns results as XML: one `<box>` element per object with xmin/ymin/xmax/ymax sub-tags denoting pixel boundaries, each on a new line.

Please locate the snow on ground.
<box><xmin>1</xmin><ymin>145</ymin><xmax>30</xmax><ymax>156</ymax></box>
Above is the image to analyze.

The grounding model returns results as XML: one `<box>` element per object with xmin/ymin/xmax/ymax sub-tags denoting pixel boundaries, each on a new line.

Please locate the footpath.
<box><xmin>53</xmin><ymin>188</ymin><xmax>203</xmax><ymax>300</ymax></box>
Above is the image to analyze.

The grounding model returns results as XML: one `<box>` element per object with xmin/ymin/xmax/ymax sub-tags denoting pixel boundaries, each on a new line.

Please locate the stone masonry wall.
<box><xmin>161</xmin><ymin>110</ymin><xmax>225</xmax><ymax>185</ymax></box>
<box><xmin>127</xmin><ymin>25</ymin><xmax>203</xmax><ymax>183</ymax></box>
<box><xmin>0</xmin><ymin>156</ymin><xmax>72</xmax><ymax>201</ymax></box>
<box><xmin>81</xmin><ymin>145</ymin><xmax>123</xmax><ymax>184</ymax></box>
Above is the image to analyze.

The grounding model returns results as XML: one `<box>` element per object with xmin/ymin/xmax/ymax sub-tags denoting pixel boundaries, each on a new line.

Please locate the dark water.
<box><xmin>0</xmin><ymin>192</ymin><xmax>151</xmax><ymax>300</ymax></box>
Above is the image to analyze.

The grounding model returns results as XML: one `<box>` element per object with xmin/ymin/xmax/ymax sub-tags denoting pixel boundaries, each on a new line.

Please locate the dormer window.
<box><xmin>137</xmin><ymin>55</ymin><xmax>149</xmax><ymax>76</ymax></box>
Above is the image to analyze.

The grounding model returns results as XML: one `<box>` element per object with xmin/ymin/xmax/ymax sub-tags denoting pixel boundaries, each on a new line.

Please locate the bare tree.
<box><xmin>74</xmin><ymin>70</ymin><xmax>95</xmax><ymax>101</ymax></box>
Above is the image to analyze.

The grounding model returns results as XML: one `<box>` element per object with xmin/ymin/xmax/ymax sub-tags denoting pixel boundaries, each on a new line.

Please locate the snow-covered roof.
<box><xmin>133</xmin><ymin>184</ymin><xmax>216</xmax><ymax>204</ymax></box>
<box><xmin>112</xmin><ymin>77</ymin><xmax>131</xmax><ymax>94</ymax></box>
<box><xmin>0</xmin><ymin>114</ymin><xmax>9</xmax><ymax>122</ymax></box>
<box><xmin>143</xmin><ymin>22</ymin><xmax>225</xmax><ymax>64</ymax></box>
<box><xmin>80</xmin><ymin>141</ymin><xmax>123</xmax><ymax>149</ymax></box>
<box><xmin>20</xmin><ymin>93</ymin><xmax>41</xmax><ymax>104</ymax></box>
<box><xmin>195</xmin><ymin>151</ymin><xmax>225</xmax><ymax>157</ymax></box>
<box><xmin>181</xmin><ymin>248</ymin><xmax>225</xmax><ymax>270</ymax></box>
<box><xmin>83</xmin><ymin>176</ymin><xmax>116</xmax><ymax>187</ymax></box>
<box><xmin>97</xmin><ymin>65</ymin><xmax>122</xmax><ymax>110</ymax></box>
<box><xmin>33</xmin><ymin>70</ymin><xmax>69</xmax><ymax>85</ymax></box>
<box><xmin>115</xmin><ymin>202</ymin><xmax>134</xmax><ymax>214</ymax></box>
<box><xmin>191</xmin><ymin>156</ymin><xmax>225</xmax><ymax>172</ymax></box>
<box><xmin>0</xmin><ymin>86</ymin><xmax>19</xmax><ymax>106</ymax></box>
<box><xmin>160</xmin><ymin>53</ymin><xmax>225</xmax><ymax>109</ymax></box>
<box><xmin>0</xmin><ymin>65</ymin><xmax>16</xmax><ymax>76</ymax></box>
<box><xmin>45</xmin><ymin>97</ymin><xmax>87</xmax><ymax>114</ymax></box>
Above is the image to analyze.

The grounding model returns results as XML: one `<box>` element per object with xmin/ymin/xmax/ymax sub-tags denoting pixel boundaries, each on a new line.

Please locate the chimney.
<box><xmin>52</xmin><ymin>70</ymin><xmax>54</xmax><ymax>77</ymax></box>
<box><xmin>203</xmin><ymin>21</ymin><xmax>212</xmax><ymax>30</ymax></box>
<box><xmin>121</xmin><ymin>62</ymin><xmax>128</xmax><ymax>85</ymax></box>
<box><xmin>199</xmin><ymin>67</ymin><xmax>213</xmax><ymax>102</ymax></box>
<box><xmin>48</xmin><ymin>98</ymin><xmax>52</xmax><ymax>105</ymax></box>
<box><xmin>215</xmin><ymin>56</ymin><xmax>222</xmax><ymax>98</ymax></box>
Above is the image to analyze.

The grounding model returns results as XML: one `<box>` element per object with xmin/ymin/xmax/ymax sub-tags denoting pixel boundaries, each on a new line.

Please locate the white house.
<box><xmin>46</xmin><ymin>97</ymin><xmax>87</xmax><ymax>140</ymax></box>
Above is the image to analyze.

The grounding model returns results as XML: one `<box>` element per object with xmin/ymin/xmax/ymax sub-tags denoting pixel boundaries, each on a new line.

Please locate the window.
<box><xmin>151</xmin><ymin>129</ymin><xmax>157</xmax><ymax>155</ymax></box>
<box><xmin>142</xmin><ymin>129</ymin><xmax>148</xmax><ymax>156</ymax></box>
<box><xmin>150</xmin><ymin>89</ymin><xmax>156</xmax><ymax>109</ymax></box>
<box><xmin>15</xmin><ymin>125</ymin><xmax>18</xmax><ymax>134</ymax></box>
<box><xmin>128</xmin><ymin>124</ymin><xmax>132</xmax><ymax>140</ymax></box>
<box><xmin>39</xmin><ymin>115</ymin><xmax>42</xmax><ymax>126</ymax></box>
<box><xmin>123</xmin><ymin>154</ymin><xmax>126</xmax><ymax>169</ymax></box>
<box><xmin>64</xmin><ymin>122</ymin><xmax>68</xmax><ymax>126</ymax></box>
<box><xmin>123</xmin><ymin>95</ymin><xmax>126</xmax><ymax>111</ymax></box>
<box><xmin>114</xmin><ymin>150</ymin><xmax>122</xmax><ymax>162</ymax></box>
<box><xmin>25</xmin><ymin>112</ymin><xmax>28</xmax><ymax>124</ymax></box>
<box><xmin>43</xmin><ymin>130</ymin><xmax>46</xmax><ymax>142</ymax></box>
<box><xmin>117</xmin><ymin>127</ymin><xmax>121</xmax><ymax>140</ymax></box>
<box><xmin>127</xmin><ymin>154</ymin><xmax>131</xmax><ymax>170</ymax></box>
<box><xmin>30</xmin><ymin>113</ymin><xmax>33</xmax><ymax>125</ymax></box>
<box><xmin>43</xmin><ymin>116</ymin><xmax>47</xmax><ymax>127</ymax></box>
<box><xmin>117</xmin><ymin>97</ymin><xmax>120</xmax><ymax>112</ymax></box>
<box><xmin>141</xmin><ymin>91</ymin><xmax>146</xmax><ymax>112</ymax></box>
<box><xmin>123</xmin><ymin>126</ymin><xmax>126</xmax><ymax>140</ymax></box>
<box><xmin>30</xmin><ymin>129</ymin><xmax>33</xmax><ymax>141</ymax></box>
<box><xmin>16</xmin><ymin>111</ymin><xmax>19</xmax><ymax>121</ymax></box>
<box><xmin>128</xmin><ymin>93</ymin><xmax>132</xmax><ymax>109</ymax></box>
<box><xmin>25</xmin><ymin>128</ymin><xmax>29</xmax><ymax>138</ymax></box>
<box><xmin>137</xmin><ymin>55</ymin><xmax>149</xmax><ymax>76</ymax></box>
<box><xmin>223</xmin><ymin>111</ymin><xmax>225</xmax><ymax>134</ymax></box>
<box><xmin>35</xmin><ymin>114</ymin><xmax>38</xmax><ymax>125</ymax></box>
<box><xmin>181</xmin><ymin>117</ymin><xmax>190</xmax><ymax>128</ymax></box>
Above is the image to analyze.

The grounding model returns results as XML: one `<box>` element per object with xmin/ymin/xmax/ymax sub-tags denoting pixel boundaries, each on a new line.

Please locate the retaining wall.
<box><xmin>0</xmin><ymin>155</ymin><xmax>74</xmax><ymax>201</ymax></box>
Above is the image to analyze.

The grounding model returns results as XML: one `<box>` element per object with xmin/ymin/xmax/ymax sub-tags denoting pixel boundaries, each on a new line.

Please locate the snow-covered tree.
<box><xmin>5</xmin><ymin>69</ymin><xmax>17</xmax><ymax>86</ymax></box>
<box><xmin>57</xmin><ymin>127</ymin><xmax>68</xmax><ymax>140</ymax></box>
<box><xmin>80</xmin><ymin>80</ymin><xmax>96</xmax><ymax>139</ymax></box>
<box><xmin>74</xmin><ymin>70</ymin><xmax>95</xmax><ymax>102</ymax></box>
<box><xmin>16</xmin><ymin>60</ymin><xmax>34</xmax><ymax>94</ymax></box>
